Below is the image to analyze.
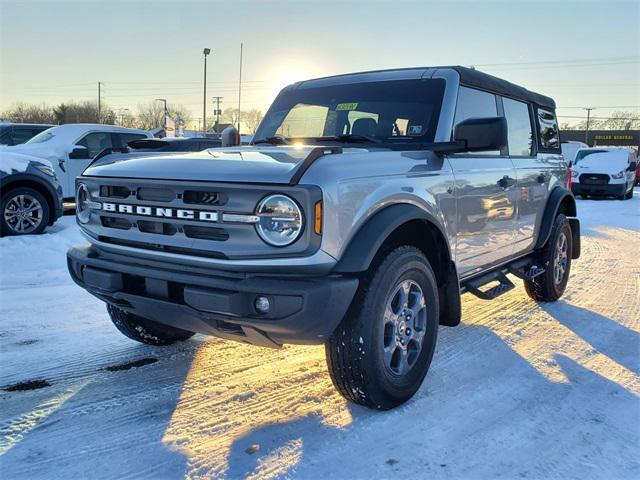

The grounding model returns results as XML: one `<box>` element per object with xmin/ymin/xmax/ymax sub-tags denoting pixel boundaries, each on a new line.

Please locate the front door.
<box><xmin>64</xmin><ymin>131</ymin><xmax>114</xmax><ymax>197</ymax></box>
<box><xmin>448</xmin><ymin>86</ymin><xmax>518</xmax><ymax>277</ymax></box>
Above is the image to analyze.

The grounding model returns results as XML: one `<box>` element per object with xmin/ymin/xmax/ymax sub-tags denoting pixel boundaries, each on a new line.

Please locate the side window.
<box><xmin>537</xmin><ymin>108</ymin><xmax>560</xmax><ymax>151</ymax></box>
<box><xmin>11</xmin><ymin>128</ymin><xmax>36</xmax><ymax>145</ymax></box>
<box><xmin>117</xmin><ymin>133</ymin><xmax>147</xmax><ymax>147</ymax></box>
<box><xmin>76</xmin><ymin>132</ymin><xmax>114</xmax><ymax>158</ymax></box>
<box><xmin>453</xmin><ymin>86</ymin><xmax>499</xmax><ymax>155</ymax></box>
<box><xmin>502</xmin><ymin>98</ymin><xmax>533</xmax><ymax>156</ymax></box>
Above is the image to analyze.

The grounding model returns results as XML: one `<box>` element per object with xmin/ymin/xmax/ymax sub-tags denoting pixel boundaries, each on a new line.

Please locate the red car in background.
<box><xmin>636</xmin><ymin>158</ymin><xmax>640</xmax><ymax>185</ymax></box>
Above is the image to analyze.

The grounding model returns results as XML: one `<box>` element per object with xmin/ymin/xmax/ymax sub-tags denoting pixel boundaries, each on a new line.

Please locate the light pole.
<box><xmin>203</xmin><ymin>48</ymin><xmax>211</xmax><ymax>135</ymax></box>
<box><xmin>156</xmin><ymin>98</ymin><xmax>168</xmax><ymax>131</ymax></box>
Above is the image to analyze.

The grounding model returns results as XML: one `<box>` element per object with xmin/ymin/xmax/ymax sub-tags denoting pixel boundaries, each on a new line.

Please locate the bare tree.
<box><xmin>243</xmin><ymin>109</ymin><xmax>264</xmax><ymax>134</ymax></box>
<box><xmin>1</xmin><ymin>103</ymin><xmax>56</xmax><ymax>124</ymax></box>
<box><xmin>53</xmin><ymin>101</ymin><xmax>115</xmax><ymax>124</ymax></box>
<box><xmin>135</xmin><ymin>102</ymin><xmax>192</xmax><ymax>131</ymax></box>
<box><xmin>220</xmin><ymin>108</ymin><xmax>240</xmax><ymax>128</ymax></box>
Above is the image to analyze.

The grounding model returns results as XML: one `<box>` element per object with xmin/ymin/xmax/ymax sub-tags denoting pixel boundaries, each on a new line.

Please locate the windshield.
<box><xmin>26</xmin><ymin>129</ymin><xmax>55</xmax><ymax>144</ymax></box>
<box><xmin>254</xmin><ymin>79</ymin><xmax>446</xmax><ymax>146</ymax></box>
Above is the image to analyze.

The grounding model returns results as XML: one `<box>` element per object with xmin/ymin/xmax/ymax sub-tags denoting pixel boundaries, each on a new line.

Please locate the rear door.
<box><xmin>502</xmin><ymin>97</ymin><xmax>548</xmax><ymax>254</ymax></box>
<box><xmin>448</xmin><ymin>86</ymin><xmax>518</xmax><ymax>277</ymax></box>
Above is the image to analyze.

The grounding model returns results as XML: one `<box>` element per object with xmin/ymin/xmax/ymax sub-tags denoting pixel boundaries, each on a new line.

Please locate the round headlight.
<box><xmin>255</xmin><ymin>194</ymin><xmax>303</xmax><ymax>247</ymax></box>
<box><xmin>76</xmin><ymin>183</ymin><xmax>92</xmax><ymax>224</ymax></box>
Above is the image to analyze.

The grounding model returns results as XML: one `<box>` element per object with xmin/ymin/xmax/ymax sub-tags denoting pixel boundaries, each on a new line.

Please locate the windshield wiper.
<box><xmin>253</xmin><ymin>135</ymin><xmax>290</xmax><ymax>145</ymax></box>
<box><xmin>322</xmin><ymin>134</ymin><xmax>382</xmax><ymax>144</ymax></box>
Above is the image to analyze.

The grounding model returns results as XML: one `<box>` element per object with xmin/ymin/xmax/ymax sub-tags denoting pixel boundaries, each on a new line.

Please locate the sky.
<box><xmin>1</xmin><ymin>0</ymin><xmax>639</xmax><ymax>128</ymax></box>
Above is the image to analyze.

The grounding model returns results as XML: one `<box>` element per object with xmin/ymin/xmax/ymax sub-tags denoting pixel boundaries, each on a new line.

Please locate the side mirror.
<box><xmin>221</xmin><ymin>126</ymin><xmax>240</xmax><ymax>147</ymax></box>
<box><xmin>69</xmin><ymin>145</ymin><xmax>90</xmax><ymax>159</ymax></box>
<box><xmin>628</xmin><ymin>161</ymin><xmax>637</xmax><ymax>171</ymax></box>
<box><xmin>453</xmin><ymin>117</ymin><xmax>507</xmax><ymax>153</ymax></box>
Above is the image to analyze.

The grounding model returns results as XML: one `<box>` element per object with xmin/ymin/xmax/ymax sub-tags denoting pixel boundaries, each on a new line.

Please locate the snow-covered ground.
<box><xmin>1</xmin><ymin>192</ymin><xmax>639</xmax><ymax>480</ymax></box>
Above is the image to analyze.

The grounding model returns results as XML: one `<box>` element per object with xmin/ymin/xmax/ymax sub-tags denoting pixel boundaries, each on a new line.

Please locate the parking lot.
<box><xmin>0</xmin><ymin>192</ymin><xmax>638</xmax><ymax>479</ymax></box>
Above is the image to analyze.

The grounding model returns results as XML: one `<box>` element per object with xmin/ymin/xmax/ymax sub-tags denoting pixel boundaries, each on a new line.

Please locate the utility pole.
<box><xmin>203</xmin><ymin>48</ymin><xmax>211</xmax><ymax>135</ymax></box>
<box><xmin>212</xmin><ymin>96</ymin><xmax>223</xmax><ymax>129</ymax></box>
<box><xmin>97</xmin><ymin>82</ymin><xmax>102</xmax><ymax>123</ymax></box>
<box><xmin>238</xmin><ymin>42</ymin><xmax>243</xmax><ymax>135</ymax></box>
<box><xmin>583</xmin><ymin>107</ymin><xmax>595</xmax><ymax>145</ymax></box>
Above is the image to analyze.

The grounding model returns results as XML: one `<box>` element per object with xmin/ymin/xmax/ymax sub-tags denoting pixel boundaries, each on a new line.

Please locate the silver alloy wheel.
<box><xmin>3</xmin><ymin>193</ymin><xmax>43</xmax><ymax>234</ymax></box>
<box><xmin>382</xmin><ymin>279</ymin><xmax>427</xmax><ymax>376</ymax></box>
<box><xmin>553</xmin><ymin>232</ymin><xmax>568</xmax><ymax>285</ymax></box>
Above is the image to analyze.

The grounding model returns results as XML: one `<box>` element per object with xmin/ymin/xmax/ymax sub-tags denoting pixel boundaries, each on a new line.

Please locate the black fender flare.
<box><xmin>534</xmin><ymin>186</ymin><xmax>580</xmax><ymax>258</ymax></box>
<box><xmin>333</xmin><ymin>203</ymin><xmax>452</xmax><ymax>273</ymax></box>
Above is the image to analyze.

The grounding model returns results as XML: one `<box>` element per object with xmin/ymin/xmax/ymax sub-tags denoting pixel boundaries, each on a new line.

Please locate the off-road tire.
<box><xmin>1</xmin><ymin>187</ymin><xmax>50</xmax><ymax>236</ymax></box>
<box><xmin>524</xmin><ymin>214</ymin><xmax>573</xmax><ymax>302</ymax></box>
<box><xmin>107</xmin><ymin>304</ymin><xmax>195</xmax><ymax>346</ymax></box>
<box><xmin>325</xmin><ymin>246</ymin><xmax>439</xmax><ymax>410</ymax></box>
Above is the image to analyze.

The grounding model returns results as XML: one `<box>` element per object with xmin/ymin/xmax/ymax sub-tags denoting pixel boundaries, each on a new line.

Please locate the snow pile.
<box><xmin>0</xmin><ymin>193</ymin><xmax>638</xmax><ymax>479</ymax></box>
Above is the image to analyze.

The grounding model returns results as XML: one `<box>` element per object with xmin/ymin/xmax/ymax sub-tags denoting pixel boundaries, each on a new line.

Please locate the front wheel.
<box><xmin>524</xmin><ymin>214</ymin><xmax>573</xmax><ymax>302</ymax></box>
<box><xmin>325</xmin><ymin>246</ymin><xmax>439</xmax><ymax>410</ymax></box>
<box><xmin>107</xmin><ymin>304</ymin><xmax>195</xmax><ymax>346</ymax></box>
<box><xmin>1</xmin><ymin>187</ymin><xmax>50</xmax><ymax>236</ymax></box>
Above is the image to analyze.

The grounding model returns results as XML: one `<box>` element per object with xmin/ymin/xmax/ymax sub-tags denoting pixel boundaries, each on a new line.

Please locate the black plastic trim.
<box><xmin>333</xmin><ymin>204</ymin><xmax>451</xmax><ymax>273</ymax></box>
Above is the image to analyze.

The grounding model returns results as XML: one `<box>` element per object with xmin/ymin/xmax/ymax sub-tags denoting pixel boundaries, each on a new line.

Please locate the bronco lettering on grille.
<box><xmin>100</xmin><ymin>202</ymin><xmax>218</xmax><ymax>222</ymax></box>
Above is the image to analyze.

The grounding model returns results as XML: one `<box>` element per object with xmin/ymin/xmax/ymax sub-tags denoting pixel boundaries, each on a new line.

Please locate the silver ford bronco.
<box><xmin>68</xmin><ymin>66</ymin><xmax>580</xmax><ymax>410</ymax></box>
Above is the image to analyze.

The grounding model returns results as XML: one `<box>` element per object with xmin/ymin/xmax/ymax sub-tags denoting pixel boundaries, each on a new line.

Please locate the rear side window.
<box><xmin>502</xmin><ymin>98</ymin><xmax>533</xmax><ymax>157</ymax></box>
<box><xmin>537</xmin><ymin>108</ymin><xmax>560</xmax><ymax>151</ymax></box>
<box><xmin>118</xmin><ymin>133</ymin><xmax>147</xmax><ymax>147</ymax></box>
<box><xmin>453</xmin><ymin>86</ymin><xmax>500</xmax><ymax>155</ymax></box>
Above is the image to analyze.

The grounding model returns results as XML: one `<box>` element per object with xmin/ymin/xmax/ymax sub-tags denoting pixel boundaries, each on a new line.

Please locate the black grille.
<box><xmin>137</xmin><ymin>220</ymin><xmax>177</xmax><ymax>236</ymax></box>
<box><xmin>183</xmin><ymin>225</ymin><xmax>229</xmax><ymax>241</ymax></box>
<box><xmin>100</xmin><ymin>185</ymin><xmax>131</xmax><ymax>198</ymax></box>
<box><xmin>101</xmin><ymin>217</ymin><xmax>131</xmax><ymax>230</ymax></box>
<box><xmin>184</xmin><ymin>190</ymin><xmax>227</xmax><ymax>205</ymax></box>
<box><xmin>137</xmin><ymin>188</ymin><xmax>175</xmax><ymax>202</ymax></box>
<box><xmin>579</xmin><ymin>174</ymin><xmax>609</xmax><ymax>185</ymax></box>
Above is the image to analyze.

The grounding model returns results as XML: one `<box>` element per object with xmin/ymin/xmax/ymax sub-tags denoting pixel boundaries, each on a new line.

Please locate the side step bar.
<box><xmin>461</xmin><ymin>257</ymin><xmax>545</xmax><ymax>300</ymax></box>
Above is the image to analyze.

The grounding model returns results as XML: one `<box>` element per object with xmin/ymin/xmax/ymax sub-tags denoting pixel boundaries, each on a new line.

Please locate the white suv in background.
<box><xmin>571</xmin><ymin>147</ymin><xmax>637</xmax><ymax>200</ymax></box>
<box><xmin>2</xmin><ymin>124</ymin><xmax>151</xmax><ymax>198</ymax></box>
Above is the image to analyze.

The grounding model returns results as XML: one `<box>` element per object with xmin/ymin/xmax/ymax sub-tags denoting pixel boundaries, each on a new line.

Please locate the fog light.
<box><xmin>255</xmin><ymin>296</ymin><xmax>270</xmax><ymax>313</ymax></box>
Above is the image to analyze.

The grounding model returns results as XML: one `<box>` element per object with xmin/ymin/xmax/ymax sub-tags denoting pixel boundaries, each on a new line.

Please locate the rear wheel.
<box><xmin>1</xmin><ymin>187</ymin><xmax>50</xmax><ymax>236</ymax></box>
<box><xmin>325</xmin><ymin>246</ymin><xmax>439</xmax><ymax>410</ymax></box>
<box><xmin>524</xmin><ymin>214</ymin><xmax>573</xmax><ymax>302</ymax></box>
<box><xmin>107</xmin><ymin>304</ymin><xmax>195</xmax><ymax>346</ymax></box>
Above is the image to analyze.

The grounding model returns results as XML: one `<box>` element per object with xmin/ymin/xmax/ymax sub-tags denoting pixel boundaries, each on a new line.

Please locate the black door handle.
<box><xmin>498</xmin><ymin>175</ymin><xmax>515</xmax><ymax>189</ymax></box>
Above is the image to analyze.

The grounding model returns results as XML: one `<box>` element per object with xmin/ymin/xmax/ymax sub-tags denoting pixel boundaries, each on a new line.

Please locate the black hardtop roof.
<box><xmin>445</xmin><ymin>66</ymin><xmax>555</xmax><ymax>109</ymax></box>
<box><xmin>294</xmin><ymin>65</ymin><xmax>556</xmax><ymax>110</ymax></box>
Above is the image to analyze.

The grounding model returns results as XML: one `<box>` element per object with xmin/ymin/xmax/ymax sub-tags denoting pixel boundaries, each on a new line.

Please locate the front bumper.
<box><xmin>67</xmin><ymin>244</ymin><xmax>359</xmax><ymax>347</ymax></box>
<box><xmin>572</xmin><ymin>182</ymin><xmax>626</xmax><ymax>197</ymax></box>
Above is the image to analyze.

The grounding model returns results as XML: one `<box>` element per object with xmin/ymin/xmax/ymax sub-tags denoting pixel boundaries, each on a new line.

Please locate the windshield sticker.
<box><xmin>336</xmin><ymin>102</ymin><xmax>359</xmax><ymax>111</ymax></box>
<box><xmin>408</xmin><ymin>125</ymin><xmax>423</xmax><ymax>136</ymax></box>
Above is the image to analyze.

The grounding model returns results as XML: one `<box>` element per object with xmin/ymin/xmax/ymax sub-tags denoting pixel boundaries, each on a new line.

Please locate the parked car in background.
<box><xmin>561</xmin><ymin>140</ymin><xmax>588</xmax><ymax>164</ymax></box>
<box><xmin>0</xmin><ymin>152</ymin><xmax>63</xmax><ymax>235</ymax></box>
<box><xmin>571</xmin><ymin>147</ymin><xmax>636</xmax><ymax>199</ymax></box>
<box><xmin>2</xmin><ymin>124</ymin><xmax>151</xmax><ymax>198</ymax></box>
<box><xmin>0</xmin><ymin>123</ymin><xmax>54</xmax><ymax>146</ymax></box>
